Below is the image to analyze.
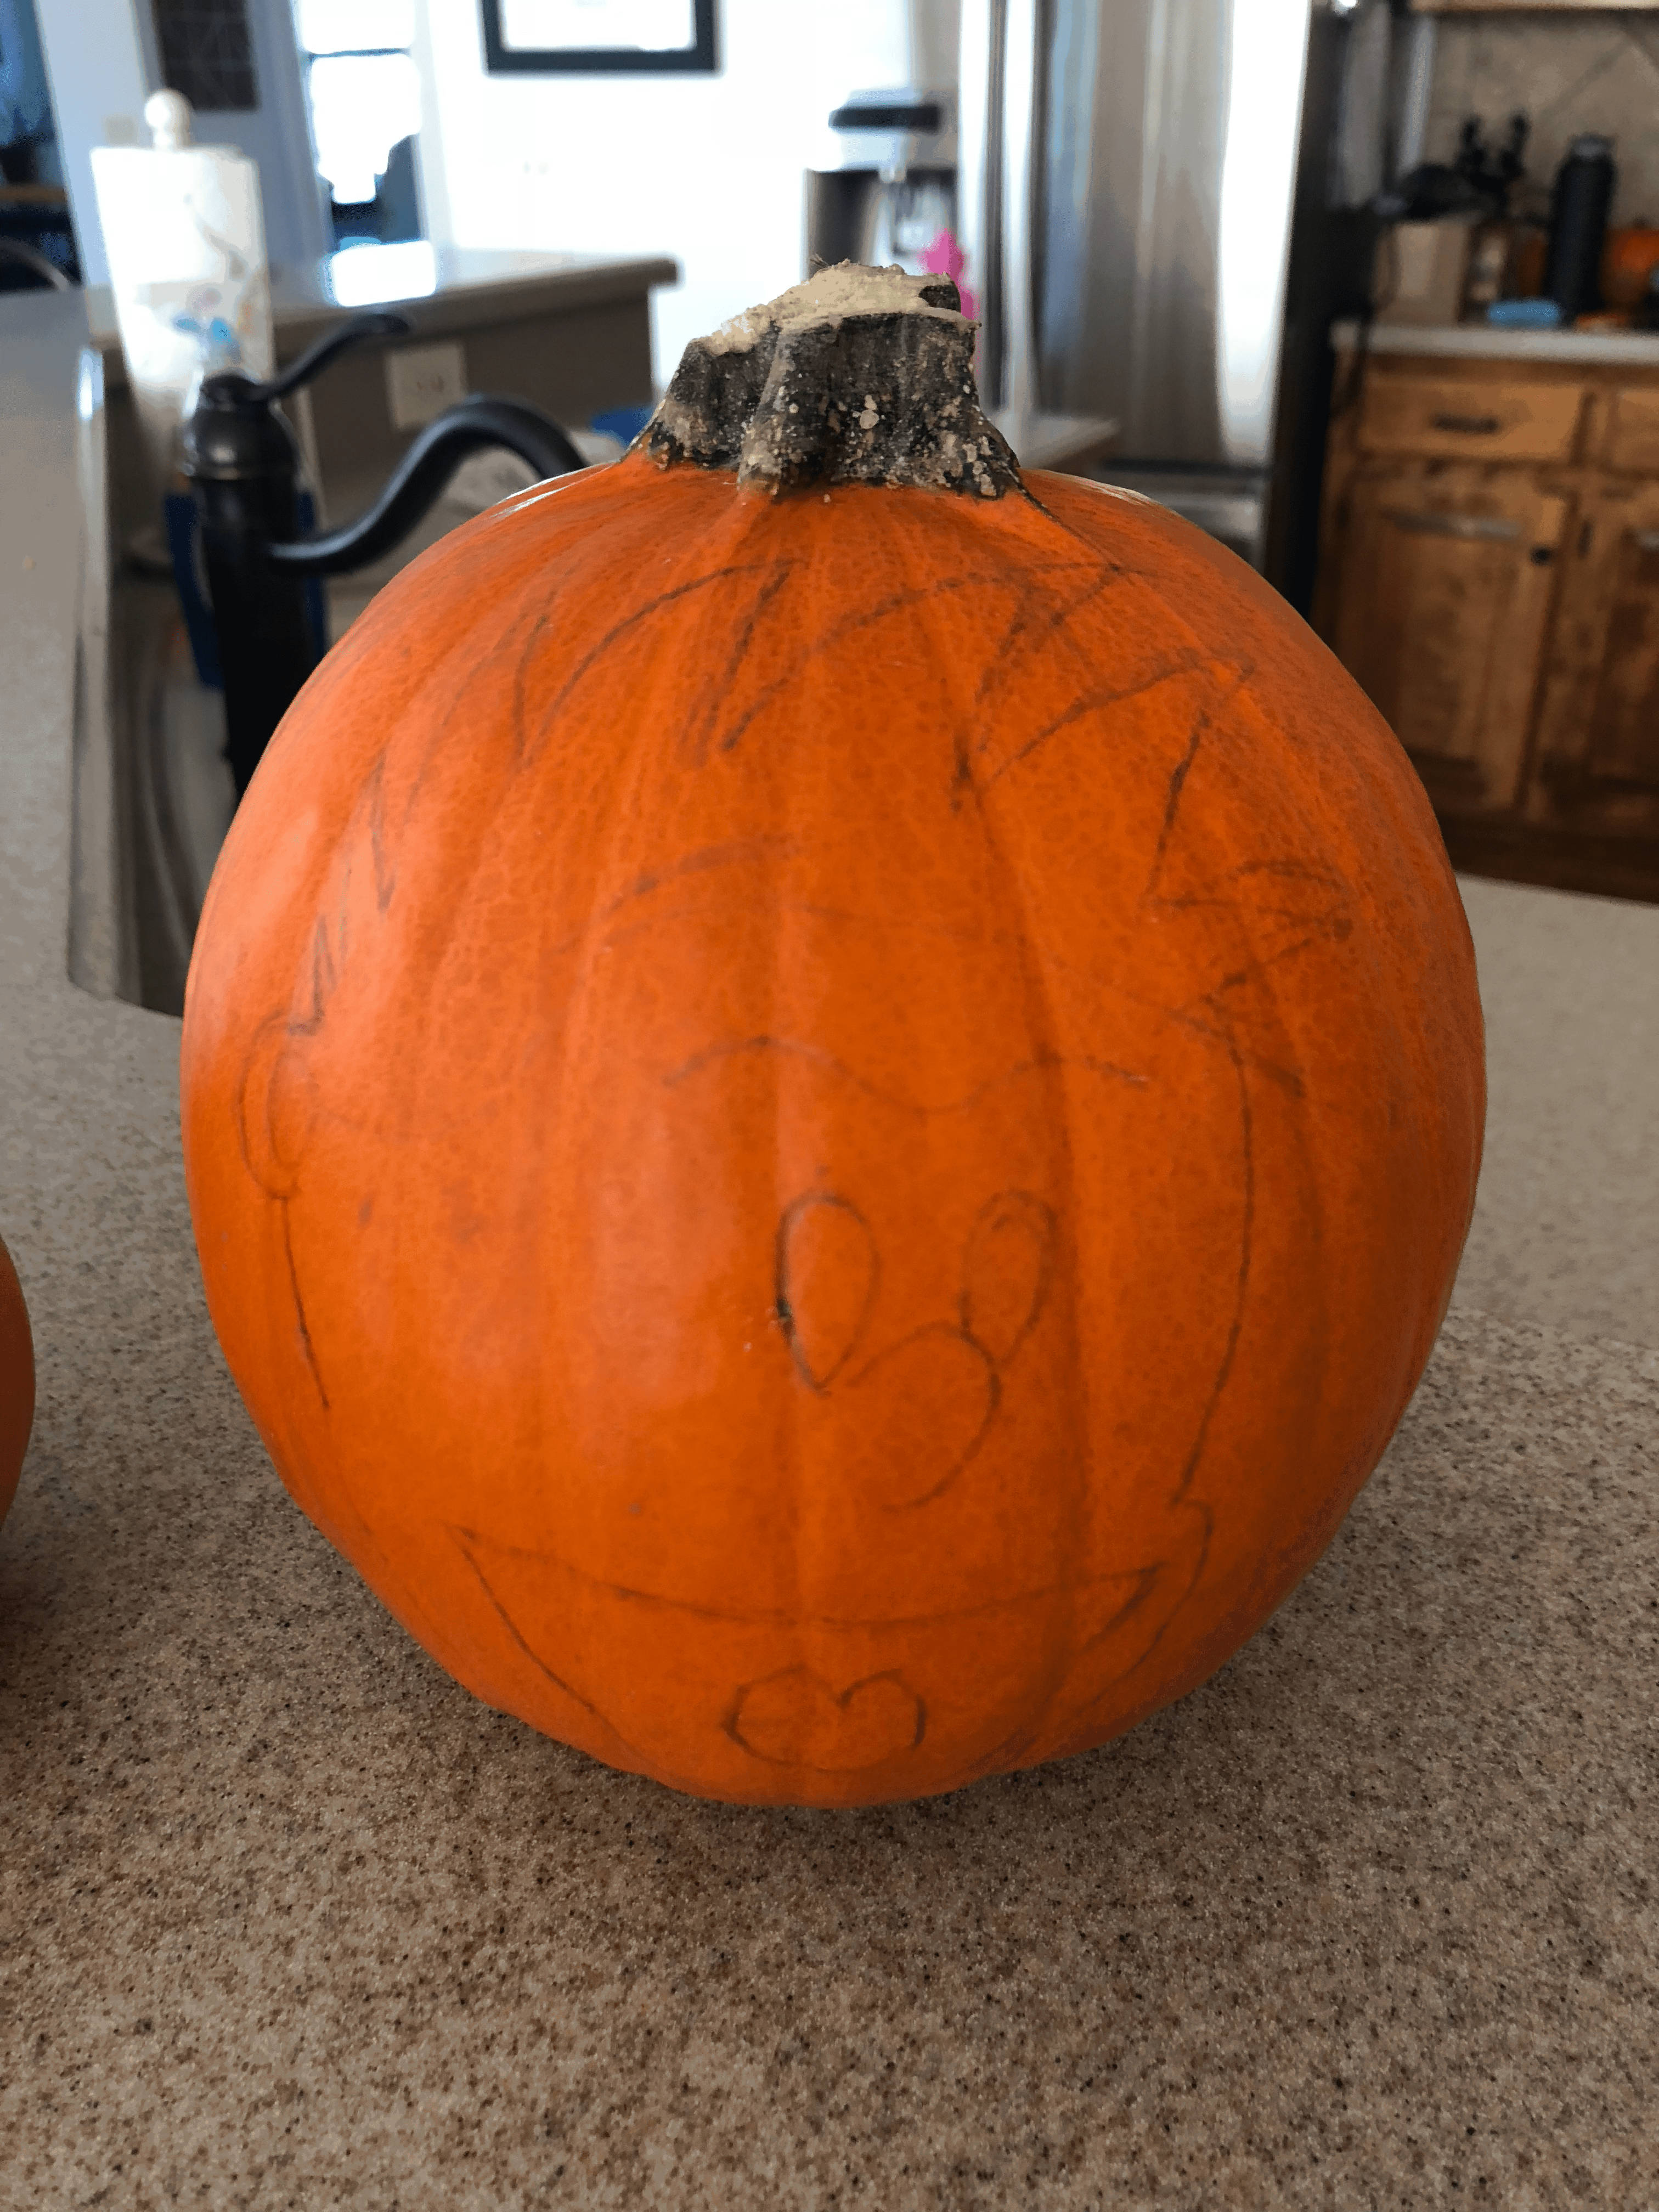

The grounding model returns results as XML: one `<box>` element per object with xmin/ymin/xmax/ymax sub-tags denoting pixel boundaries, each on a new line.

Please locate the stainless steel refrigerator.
<box><xmin>958</xmin><ymin>0</ymin><xmax>1370</xmax><ymax>612</ymax></box>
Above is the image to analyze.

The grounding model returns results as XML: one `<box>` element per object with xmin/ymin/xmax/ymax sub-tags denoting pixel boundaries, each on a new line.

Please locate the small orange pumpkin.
<box><xmin>1602</xmin><ymin>225</ymin><xmax>1659</xmax><ymax>310</ymax></box>
<box><xmin>181</xmin><ymin>269</ymin><xmax>1483</xmax><ymax>1805</ymax></box>
<box><xmin>0</xmin><ymin>1232</ymin><xmax>35</xmax><ymax>1527</ymax></box>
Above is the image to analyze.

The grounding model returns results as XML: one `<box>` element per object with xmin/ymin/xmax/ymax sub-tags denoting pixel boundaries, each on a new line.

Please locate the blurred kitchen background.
<box><xmin>9</xmin><ymin>0</ymin><xmax>1659</xmax><ymax>966</ymax></box>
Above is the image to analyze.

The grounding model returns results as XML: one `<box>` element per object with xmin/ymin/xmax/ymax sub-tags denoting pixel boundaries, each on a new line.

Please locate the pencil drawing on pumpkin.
<box><xmin>183</xmin><ymin>268</ymin><xmax>1480</xmax><ymax>1807</ymax></box>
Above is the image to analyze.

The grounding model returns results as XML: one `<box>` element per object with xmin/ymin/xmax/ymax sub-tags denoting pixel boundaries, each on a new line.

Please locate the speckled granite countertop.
<box><xmin>3</xmin><ymin>291</ymin><xmax>1657</xmax><ymax>2209</ymax></box>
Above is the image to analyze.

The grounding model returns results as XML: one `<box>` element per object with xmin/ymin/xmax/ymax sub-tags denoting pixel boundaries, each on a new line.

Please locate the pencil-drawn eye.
<box><xmin>961</xmin><ymin>1190</ymin><xmax>1056</xmax><ymax>1364</ymax></box>
<box><xmin>770</xmin><ymin>1186</ymin><xmax>1060</xmax><ymax>1514</ymax></box>
<box><xmin>236</xmin><ymin>1019</ymin><xmax>317</xmax><ymax>1200</ymax></box>
<box><xmin>774</xmin><ymin>1191</ymin><xmax>878</xmax><ymax>1391</ymax></box>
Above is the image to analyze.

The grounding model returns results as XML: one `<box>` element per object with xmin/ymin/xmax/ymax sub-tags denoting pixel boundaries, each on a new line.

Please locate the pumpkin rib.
<box><xmin>985</xmin><ymin>605</ymin><xmax>1242</xmax><ymax>1717</ymax></box>
<box><xmin>934</xmin><ymin>484</ymin><xmax>1310</xmax><ymax>1760</ymax></box>
<box><xmin>970</xmin><ymin>496</ymin><xmax>1261</xmax><ymax>1550</ymax></box>
<box><xmin>897</xmin><ymin>502</ymin><xmax>1096</xmax><ymax>1759</ymax></box>
<box><xmin>1134</xmin><ymin>672</ymin><xmax>1310</xmax><ymax>1526</ymax></box>
<box><xmin>1186</xmin><ymin>714</ymin><xmax>1419</xmax><ymax>1556</ymax></box>
<box><xmin>192</xmin><ymin>520</ymin><xmax>611</xmax><ymax>1646</ymax></box>
<box><xmin>769</xmin><ymin>551</ymin><xmax>812</xmax><ymax>1702</ymax></box>
<box><xmin>995</xmin><ymin>483</ymin><xmax>1475</xmax><ymax>1684</ymax></box>
<box><xmin>1108</xmin><ymin>493</ymin><xmax>1479</xmax><ymax>1402</ymax></box>
<box><xmin>509</xmin><ymin>481</ymin><xmax>821</xmax><ymax>1730</ymax></box>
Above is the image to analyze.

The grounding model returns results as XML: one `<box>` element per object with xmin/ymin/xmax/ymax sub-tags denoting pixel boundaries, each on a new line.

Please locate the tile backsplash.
<box><xmin>1425</xmin><ymin>16</ymin><xmax>1659</xmax><ymax>228</ymax></box>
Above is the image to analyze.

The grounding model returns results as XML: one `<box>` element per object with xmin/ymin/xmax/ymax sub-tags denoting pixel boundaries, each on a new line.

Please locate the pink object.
<box><xmin>921</xmin><ymin>229</ymin><xmax>977</xmax><ymax>323</ymax></box>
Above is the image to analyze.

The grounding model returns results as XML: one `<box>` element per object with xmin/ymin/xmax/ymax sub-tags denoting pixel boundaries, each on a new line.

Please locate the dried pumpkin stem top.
<box><xmin>642</xmin><ymin>262</ymin><xmax>1022</xmax><ymax>501</ymax></box>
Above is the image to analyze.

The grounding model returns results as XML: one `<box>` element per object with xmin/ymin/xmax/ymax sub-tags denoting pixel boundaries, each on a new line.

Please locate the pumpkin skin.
<box><xmin>0</xmin><ymin>1232</ymin><xmax>34</xmax><ymax>1527</ymax></box>
<box><xmin>180</xmin><ymin>452</ymin><xmax>1484</xmax><ymax>1806</ymax></box>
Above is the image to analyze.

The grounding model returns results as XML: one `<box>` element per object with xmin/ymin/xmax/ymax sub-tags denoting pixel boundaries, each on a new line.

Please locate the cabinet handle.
<box><xmin>1383</xmin><ymin>509</ymin><xmax>1520</xmax><ymax>542</ymax></box>
<box><xmin>1634</xmin><ymin>529</ymin><xmax>1659</xmax><ymax>552</ymax></box>
<box><xmin>1429</xmin><ymin>411</ymin><xmax>1503</xmax><ymax>435</ymax></box>
<box><xmin>1528</xmin><ymin>546</ymin><xmax>1554</xmax><ymax>566</ymax></box>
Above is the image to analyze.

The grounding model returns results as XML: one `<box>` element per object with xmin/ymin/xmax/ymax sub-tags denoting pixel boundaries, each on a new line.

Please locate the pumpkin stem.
<box><xmin>642</xmin><ymin>263</ymin><xmax>1022</xmax><ymax>501</ymax></box>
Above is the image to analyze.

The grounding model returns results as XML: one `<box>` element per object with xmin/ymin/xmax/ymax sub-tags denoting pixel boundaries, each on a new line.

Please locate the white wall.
<box><xmin>33</xmin><ymin>0</ymin><xmax>151</xmax><ymax>285</ymax></box>
<box><xmin>411</xmin><ymin>0</ymin><xmax>919</xmax><ymax>385</ymax></box>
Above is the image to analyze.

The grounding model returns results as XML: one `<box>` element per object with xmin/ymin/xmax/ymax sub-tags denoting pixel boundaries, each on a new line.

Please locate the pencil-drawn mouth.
<box><xmin>449</xmin><ymin>1515</ymin><xmax>1206</xmax><ymax>1778</ymax></box>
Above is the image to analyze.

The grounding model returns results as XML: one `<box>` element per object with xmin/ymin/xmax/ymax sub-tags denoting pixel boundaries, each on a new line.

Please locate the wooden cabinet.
<box><xmin>1598</xmin><ymin>387</ymin><xmax>1659</xmax><ymax>475</ymax></box>
<box><xmin>1530</xmin><ymin>483</ymin><xmax>1659</xmax><ymax>832</ymax></box>
<box><xmin>1328</xmin><ymin>464</ymin><xmax>1567</xmax><ymax>814</ymax></box>
<box><xmin>1317</xmin><ymin>344</ymin><xmax>1659</xmax><ymax>900</ymax></box>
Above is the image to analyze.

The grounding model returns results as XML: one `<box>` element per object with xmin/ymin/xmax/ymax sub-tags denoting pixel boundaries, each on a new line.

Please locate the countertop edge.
<box><xmin>1331</xmin><ymin>314</ymin><xmax>1659</xmax><ymax>366</ymax></box>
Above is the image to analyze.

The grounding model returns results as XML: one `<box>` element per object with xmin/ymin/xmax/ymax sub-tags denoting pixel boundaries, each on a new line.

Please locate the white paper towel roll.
<box><xmin>91</xmin><ymin>91</ymin><xmax>274</xmax><ymax>514</ymax></box>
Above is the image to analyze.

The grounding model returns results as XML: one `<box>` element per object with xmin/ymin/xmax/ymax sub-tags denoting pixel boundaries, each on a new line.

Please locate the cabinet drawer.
<box><xmin>1357</xmin><ymin>375</ymin><xmax>1585</xmax><ymax>462</ymax></box>
<box><xmin>1600</xmin><ymin>387</ymin><xmax>1659</xmax><ymax>473</ymax></box>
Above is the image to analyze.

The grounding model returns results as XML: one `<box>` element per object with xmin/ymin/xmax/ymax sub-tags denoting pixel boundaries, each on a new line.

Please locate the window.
<box><xmin>294</xmin><ymin>0</ymin><xmax>421</xmax><ymax>244</ymax></box>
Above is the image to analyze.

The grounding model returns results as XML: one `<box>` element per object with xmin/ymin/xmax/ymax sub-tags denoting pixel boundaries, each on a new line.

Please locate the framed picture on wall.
<box><xmin>482</xmin><ymin>0</ymin><xmax>717</xmax><ymax>74</ymax></box>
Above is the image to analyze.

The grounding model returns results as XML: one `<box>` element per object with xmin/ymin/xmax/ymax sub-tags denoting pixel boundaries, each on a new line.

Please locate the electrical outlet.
<box><xmin>386</xmin><ymin>341</ymin><xmax>469</xmax><ymax>431</ymax></box>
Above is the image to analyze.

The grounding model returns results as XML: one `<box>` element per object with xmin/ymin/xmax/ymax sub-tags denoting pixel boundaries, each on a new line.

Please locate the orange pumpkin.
<box><xmin>0</xmin><ymin>1232</ymin><xmax>34</xmax><ymax>1526</ymax></box>
<box><xmin>180</xmin><ymin>269</ymin><xmax>1483</xmax><ymax>1806</ymax></box>
<box><xmin>1602</xmin><ymin>225</ymin><xmax>1659</xmax><ymax>311</ymax></box>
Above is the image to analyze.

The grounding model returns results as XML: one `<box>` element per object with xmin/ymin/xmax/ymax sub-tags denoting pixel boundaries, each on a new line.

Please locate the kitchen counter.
<box><xmin>1332</xmin><ymin>315</ymin><xmax>1659</xmax><ymax>367</ymax></box>
<box><xmin>4</xmin><ymin>289</ymin><xmax>1658</xmax><ymax>2208</ymax></box>
<box><xmin>83</xmin><ymin>242</ymin><xmax>684</xmax><ymax>387</ymax></box>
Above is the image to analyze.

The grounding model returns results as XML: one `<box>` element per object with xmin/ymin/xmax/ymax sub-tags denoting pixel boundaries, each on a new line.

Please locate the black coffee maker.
<box><xmin>805</xmin><ymin>89</ymin><xmax>957</xmax><ymax>278</ymax></box>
